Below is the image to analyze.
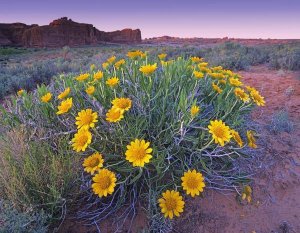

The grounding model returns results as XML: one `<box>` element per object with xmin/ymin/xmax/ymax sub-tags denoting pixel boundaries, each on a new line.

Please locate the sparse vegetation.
<box><xmin>0</xmin><ymin>200</ymin><xmax>49</xmax><ymax>233</ymax></box>
<box><xmin>268</xmin><ymin>110</ymin><xmax>294</xmax><ymax>134</ymax></box>
<box><xmin>0</xmin><ymin>126</ymin><xmax>81</xmax><ymax>223</ymax></box>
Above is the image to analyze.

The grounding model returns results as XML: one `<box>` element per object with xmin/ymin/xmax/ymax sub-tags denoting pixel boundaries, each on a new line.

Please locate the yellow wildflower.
<box><xmin>94</xmin><ymin>70</ymin><xmax>104</xmax><ymax>80</ymax></box>
<box><xmin>247</xmin><ymin>130</ymin><xmax>257</xmax><ymax>148</ymax></box>
<box><xmin>158</xmin><ymin>190</ymin><xmax>185</xmax><ymax>219</ymax></box>
<box><xmin>139</xmin><ymin>63</ymin><xmax>157</xmax><ymax>75</ymax></box>
<box><xmin>86</xmin><ymin>86</ymin><xmax>95</xmax><ymax>95</ymax></box>
<box><xmin>125</xmin><ymin>139</ymin><xmax>153</xmax><ymax>167</ymax></box>
<box><xmin>57</xmin><ymin>98</ymin><xmax>72</xmax><ymax>115</ymax></box>
<box><xmin>58</xmin><ymin>87</ymin><xmax>71</xmax><ymax>99</ymax></box>
<box><xmin>208</xmin><ymin>120</ymin><xmax>232</xmax><ymax>146</ymax></box>
<box><xmin>41</xmin><ymin>92</ymin><xmax>52</xmax><ymax>103</ymax></box>
<box><xmin>106</xmin><ymin>77</ymin><xmax>119</xmax><ymax>87</ymax></box>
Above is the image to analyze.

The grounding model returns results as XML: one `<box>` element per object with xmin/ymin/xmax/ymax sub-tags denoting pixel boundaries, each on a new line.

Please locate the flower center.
<box><xmin>186</xmin><ymin>177</ymin><xmax>198</xmax><ymax>189</ymax></box>
<box><xmin>78</xmin><ymin>134</ymin><xmax>88</xmax><ymax>146</ymax></box>
<box><xmin>90</xmin><ymin>158</ymin><xmax>99</xmax><ymax>167</ymax></box>
<box><xmin>165</xmin><ymin>197</ymin><xmax>177</xmax><ymax>211</ymax></box>
<box><xmin>118</xmin><ymin>101</ymin><xmax>128</xmax><ymax>109</ymax></box>
<box><xmin>134</xmin><ymin>148</ymin><xmax>146</xmax><ymax>160</ymax></box>
<box><xmin>98</xmin><ymin>176</ymin><xmax>111</xmax><ymax>189</ymax></box>
<box><xmin>82</xmin><ymin>114</ymin><xmax>93</xmax><ymax>125</ymax></box>
<box><xmin>214</xmin><ymin>126</ymin><xmax>225</xmax><ymax>138</ymax></box>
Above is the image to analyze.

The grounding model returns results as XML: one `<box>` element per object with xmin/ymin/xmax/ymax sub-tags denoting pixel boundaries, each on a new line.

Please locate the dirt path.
<box><xmin>175</xmin><ymin>65</ymin><xmax>300</xmax><ymax>233</ymax></box>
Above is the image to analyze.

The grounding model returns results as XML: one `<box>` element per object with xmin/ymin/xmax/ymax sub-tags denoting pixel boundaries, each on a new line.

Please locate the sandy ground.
<box><xmin>57</xmin><ymin>65</ymin><xmax>300</xmax><ymax>233</ymax></box>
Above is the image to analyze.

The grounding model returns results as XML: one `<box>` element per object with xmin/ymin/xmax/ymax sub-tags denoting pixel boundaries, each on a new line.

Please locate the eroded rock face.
<box><xmin>0</xmin><ymin>23</ymin><xmax>36</xmax><ymax>46</ymax></box>
<box><xmin>0</xmin><ymin>17</ymin><xmax>142</xmax><ymax>47</ymax></box>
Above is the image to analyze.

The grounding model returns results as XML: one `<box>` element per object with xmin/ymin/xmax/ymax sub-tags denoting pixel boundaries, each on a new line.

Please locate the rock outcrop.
<box><xmin>0</xmin><ymin>23</ymin><xmax>36</xmax><ymax>46</ymax></box>
<box><xmin>0</xmin><ymin>17</ymin><xmax>141</xmax><ymax>47</ymax></box>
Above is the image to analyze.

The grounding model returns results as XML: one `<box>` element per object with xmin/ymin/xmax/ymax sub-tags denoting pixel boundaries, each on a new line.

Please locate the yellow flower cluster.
<box><xmin>159</xmin><ymin>169</ymin><xmax>206</xmax><ymax>219</ymax></box>
<box><xmin>127</xmin><ymin>50</ymin><xmax>144</xmax><ymax>59</ymax></box>
<box><xmin>139</xmin><ymin>63</ymin><xmax>157</xmax><ymax>75</ymax></box>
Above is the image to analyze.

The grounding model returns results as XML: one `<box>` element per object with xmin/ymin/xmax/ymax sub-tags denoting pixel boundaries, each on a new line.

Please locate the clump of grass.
<box><xmin>268</xmin><ymin>110</ymin><xmax>294</xmax><ymax>134</ymax></box>
<box><xmin>0</xmin><ymin>126</ymin><xmax>81</xmax><ymax>222</ymax></box>
<box><xmin>0</xmin><ymin>47</ymin><xmax>30</xmax><ymax>56</ymax></box>
<box><xmin>0</xmin><ymin>199</ymin><xmax>49</xmax><ymax>233</ymax></box>
<box><xmin>269</xmin><ymin>44</ymin><xmax>300</xmax><ymax>70</ymax></box>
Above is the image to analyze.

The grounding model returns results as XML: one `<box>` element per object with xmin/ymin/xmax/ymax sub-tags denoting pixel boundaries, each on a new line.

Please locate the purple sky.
<box><xmin>0</xmin><ymin>0</ymin><xmax>299</xmax><ymax>39</ymax></box>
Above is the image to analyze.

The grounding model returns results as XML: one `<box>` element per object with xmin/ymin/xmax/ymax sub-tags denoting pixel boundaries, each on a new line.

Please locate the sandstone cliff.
<box><xmin>0</xmin><ymin>17</ymin><xmax>141</xmax><ymax>47</ymax></box>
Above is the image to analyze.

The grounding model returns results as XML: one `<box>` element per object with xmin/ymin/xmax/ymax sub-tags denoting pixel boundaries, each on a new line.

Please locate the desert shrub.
<box><xmin>197</xmin><ymin>42</ymin><xmax>270</xmax><ymax>70</ymax></box>
<box><xmin>0</xmin><ymin>200</ymin><xmax>48</xmax><ymax>233</ymax></box>
<box><xmin>0</xmin><ymin>126</ymin><xmax>81</xmax><ymax>221</ymax></box>
<box><xmin>0</xmin><ymin>47</ymin><xmax>29</xmax><ymax>56</ymax></box>
<box><xmin>1</xmin><ymin>52</ymin><xmax>265</xmax><ymax>231</ymax></box>
<box><xmin>269</xmin><ymin>44</ymin><xmax>300</xmax><ymax>70</ymax></box>
<box><xmin>268</xmin><ymin>110</ymin><xmax>294</xmax><ymax>134</ymax></box>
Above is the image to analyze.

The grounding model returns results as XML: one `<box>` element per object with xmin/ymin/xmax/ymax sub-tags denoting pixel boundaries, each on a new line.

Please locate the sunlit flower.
<box><xmin>90</xmin><ymin>64</ymin><xmax>96</xmax><ymax>71</ymax></box>
<box><xmin>106</xmin><ymin>77</ymin><xmax>119</xmax><ymax>87</ymax></box>
<box><xmin>106</xmin><ymin>107</ymin><xmax>124</xmax><ymax>123</ymax></box>
<box><xmin>210</xmin><ymin>72</ymin><xmax>224</xmax><ymax>79</ymax></box>
<box><xmin>58</xmin><ymin>87</ymin><xmax>71</xmax><ymax>99</ymax></box>
<box><xmin>212</xmin><ymin>83</ymin><xmax>222</xmax><ymax>94</ymax></box>
<box><xmin>245</xmin><ymin>86</ymin><xmax>256</xmax><ymax>92</ymax></box>
<box><xmin>57</xmin><ymin>98</ymin><xmax>72</xmax><ymax>115</ymax></box>
<box><xmin>199</xmin><ymin>66</ymin><xmax>210</xmax><ymax>73</ymax></box>
<box><xmin>41</xmin><ymin>92</ymin><xmax>52</xmax><ymax>103</ymax></box>
<box><xmin>158</xmin><ymin>190</ymin><xmax>185</xmax><ymax>219</ymax></box>
<box><xmin>212</xmin><ymin>66</ymin><xmax>223</xmax><ymax>72</ymax></box>
<box><xmin>193</xmin><ymin>71</ymin><xmax>204</xmax><ymax>79</ymax></box>
<box><xmin>71</xmin><ymin>128</ymin><xmax>92</xmax><ymax>152</ymax></box>
<box><xmin>250</xmin><ymin>90</ymin><xmax>265</xmax><ymax>106</ymax></box>
<box><xmin>241</xmin><ymin>185</ymin><xmax>252</xmax><ymax>203</ymax></box>
<box><xmin>94</xmin><ymin>70</ymin><xmax>104</xmax><ymax>80</ymax></box>
<box><xmin>83</xmin><ymin>152</ymin><xmax>104</xmax><ymax>175</ymax></box>
<box><xmin>219</xmin><ymin>79</ymin><xmax>227</xmax><ymax>85</ymax></box>
<box><xmin>190</xmin><ymin>105</ymin><xmax>200</xmax><ymax>118</ymax></box>
<box><xmin>229</xmin><ymin>77</ymin><xmax>243</xmax><ymax>87</ymax></box>
<box><xmin>75</xmin><ymin>109</ymin><xmax>98</xmax><ymax>129</ymax></box>
<box><xmin>76</xmin><ymin>73</ymin><xmax>90</xmax><ymax>81</ymax></box>
<box><xmin>191</xmin><ymin>56</ymin><xmax>203</xmax><ymax>63</ymax></box>
<box><xmin>139</xmin><ymin>63</ymin><xmax>157</xmax><ymax>75</ymax></box>
<box><xmin>107</xmin><ymin>56</ymin><xmax>116</xmax><ymax>64</ymax></box>
<box><xmin>111</xmin><ymin>97</ymin><xmax>132</xmax><ymax>111</ymax></box>
<box><xmin>92</xmin><ymin>169</ymin><xmax>117</xmax><ymax>197</ymax></box>
<box><xmin>234</xmin><ymin>88</ymin><xmax>250</xmax><ymax>102</ymax></box>
<box><xmin>114</xmin><ymin>59</ymin><xmax>125</xmax><ymax>69</ymax></box>
<box><xmin>158</xmin><ymin>53</ymin><xmax>167</xmax><ymax>60</ymax></box>
<box><xmin>181</xmin><ymin>169</ymin><xmax>205</xmax><ymax>197</ymax></box>
<box><xmin>208</xmin><ymin>120</ymin><xmax>232</xmax><ymax>146</ymax></box>
<box><xmin>231</xmin><ymin>129</ymin><xmax>243</xmax><ymax>147</ymax></box>
<box><xmin>17</xmin><ymin>89</ymin><xmax>24</xmax><ymax>96</ymax></box>
<box><xmin>125</xmin><ymin>139</ymin><xmax>152</xmax><ymax>167</ymax></box>
<box><xmin>86</xmin><ymin>86</ymin><xmax>95</xmax><ymax>95</ymax></box>
<box><xmin>102</xmin><ymin>62</ymin><xmax>109</xmax><ymax>69</ymax></box>
<box><xmin>247</xmin><ymin>130</ymin><xmax>257</xmax><ymax>148</ymax></box>
<box><xmin>127</xmin><ymin>50</ymin><xmax>144</xmax><ymax>59</ymax></box>
<box><xmin>198</xmin><ymin>62</ymin><xmax>208</xmax><ymax>67</ymax></box>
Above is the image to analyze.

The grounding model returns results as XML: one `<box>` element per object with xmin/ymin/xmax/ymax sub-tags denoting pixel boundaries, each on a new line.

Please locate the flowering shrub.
<box><xmin>2</xmin><ymin>52</ymin><xmax>265</xmax><ymax>230</ymax></box>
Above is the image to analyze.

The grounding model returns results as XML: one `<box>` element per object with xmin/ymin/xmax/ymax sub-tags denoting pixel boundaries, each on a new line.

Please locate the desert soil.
<box><xmin>58</xmin><ymin>65</ymin><xmax>300</xmax><ymax>233</ymax></box>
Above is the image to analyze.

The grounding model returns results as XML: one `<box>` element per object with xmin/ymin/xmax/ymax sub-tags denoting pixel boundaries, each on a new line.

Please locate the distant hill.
<box><xmin>0</xmin><ymin>17</ymin><xmax>142</xmax><ymax>48</ymax></box>
<box><xmin>143</xmin><ymin>36</ymin><xmax>300</xmax><ymax>46</ymax></box>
